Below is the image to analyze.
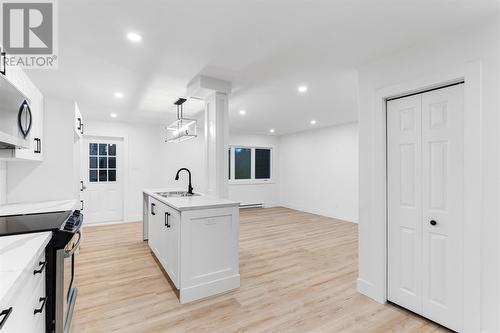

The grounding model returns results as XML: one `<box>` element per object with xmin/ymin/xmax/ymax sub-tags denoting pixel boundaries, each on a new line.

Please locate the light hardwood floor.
<box><xmin>72</xmin><ymin>207</ymin><xmax>450</xmax><ymax>333</ymax></box>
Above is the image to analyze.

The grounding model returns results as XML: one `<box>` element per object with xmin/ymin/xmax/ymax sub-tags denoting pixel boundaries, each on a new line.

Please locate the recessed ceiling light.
<box><xmin>110</xmin><ymin>113</ymin><xmax>118</xmax><ymax>118</ymax></box>
<box><xmin>270</xmin><ymin>129</ymin><xmax>275</xmax><ymax>133</ymax></box>
<box><xmin>126</xmin><ymin>32</ymin><xmax>142</xmax><ymax>43</ymax></box>
<box><xmin>298</xmin><ymin>85</ymin><xmax>308</xmax><ymax>93</ymax></box>
<box><xmin>310</xmin><ymin>119</ymin><xmax>317</xmax><ymax>125</ymax></box>
<box><xmin>114</xmin><ymin>92</ymin><xmax>124</xmax><ymax>99</ymax></box>
<box><xmin>239</xmin><ymin>110</ymin><xmax>246</xmax><ymax>115</ymax></box>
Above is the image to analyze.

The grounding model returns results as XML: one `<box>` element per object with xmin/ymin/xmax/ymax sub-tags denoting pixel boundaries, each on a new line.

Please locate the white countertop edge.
<box><xmin>0</xmin><ymin>232</ymin><xmax>52</xmax><ymax>304</ymax></box>
<box><xmin>143</xmin><ymin>188</ymin><xmax>239</xmax><ymax>211</ymax></box>
<box><xmin>0</xmin><ymin>199</ymin><xmax>79</xmax><ymax>217</ymax></box>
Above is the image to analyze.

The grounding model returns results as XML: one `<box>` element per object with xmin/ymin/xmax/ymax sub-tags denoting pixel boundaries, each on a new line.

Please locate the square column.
<box><xmin>187</xmin><ymin>76</ymin><xmax>231</xmax><ymax>198</ymax></box>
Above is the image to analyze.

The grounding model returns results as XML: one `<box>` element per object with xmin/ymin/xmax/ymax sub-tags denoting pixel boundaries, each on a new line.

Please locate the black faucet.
<box><xmin>175</xmin><ymin>168</ymin><xmax>194</xmax><ymax>195</ymax></box>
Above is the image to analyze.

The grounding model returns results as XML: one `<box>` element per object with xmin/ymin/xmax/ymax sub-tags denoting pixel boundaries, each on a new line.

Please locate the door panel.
<box><xmin>81</xmin><ymin>137</ymin><xmax>124</xmax><ymax>224</ymax></box>
<box><xmin>421</xmin><ymin>84</ymin><xmax>464</xmax><ymax>331</ymax></box>
<box><xmin>387</xmin><ymin>95</ymin><xmax>423</xmax><ymax>313</ymax></box>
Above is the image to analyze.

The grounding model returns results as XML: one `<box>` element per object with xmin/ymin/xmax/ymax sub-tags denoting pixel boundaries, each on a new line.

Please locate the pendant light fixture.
<box><xmin>165</xmin><ymin>98</ymin><xmax>198</xmax><ymax>143</ymax></box>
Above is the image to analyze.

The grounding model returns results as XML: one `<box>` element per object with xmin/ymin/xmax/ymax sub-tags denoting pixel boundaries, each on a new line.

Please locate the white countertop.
<box><xmin>0</xmin><ymin>232</ymin><xmax>52</xmax><ymax>304</ymax></box>
<box><xmin>144</xmin><ymin>188</ymin><xmax>239</xmax><ymax>211</ymax></box>
<box><xmin>0</xmin><ymin>199</ymin><xmax>78</xmax><ymax>216</ymax></box>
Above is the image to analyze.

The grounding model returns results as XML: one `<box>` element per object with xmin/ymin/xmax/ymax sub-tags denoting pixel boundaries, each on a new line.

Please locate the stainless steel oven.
<box><xmin>55</xmin><ymin>230</ymin><xmax>81</xmax><ymax>333</ymax></box>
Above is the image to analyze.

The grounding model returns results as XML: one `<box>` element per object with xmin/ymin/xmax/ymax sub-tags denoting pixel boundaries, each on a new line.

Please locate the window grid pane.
<box><xmin>255</xmin><ymin>149</ymin><xmax>271</xmax><ymax>179</ymax></box>
<box><xmin>234</xmin><ymin>148</ymin><xmax>251</xmax><ymax>180</ymax></box>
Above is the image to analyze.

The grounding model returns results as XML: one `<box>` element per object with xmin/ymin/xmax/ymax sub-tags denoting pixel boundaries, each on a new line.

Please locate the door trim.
<box><xmin>358</xmin><ymin>61</ymin><xmax>481</xmax><ymax>332</ymax></box>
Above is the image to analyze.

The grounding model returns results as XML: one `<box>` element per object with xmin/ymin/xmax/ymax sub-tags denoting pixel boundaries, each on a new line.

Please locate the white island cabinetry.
<box><xmin>144</xmin><ymin>190</ymin><xmax>240</xmax><ymax>304</ymax></box>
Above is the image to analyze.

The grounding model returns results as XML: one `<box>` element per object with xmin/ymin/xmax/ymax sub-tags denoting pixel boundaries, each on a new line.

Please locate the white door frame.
<box><xmin>81</xmin><ymin>135</ymin><xmax>126</xmax><ymax>225</ymax></box>
<box><xmin>365</xmin><ymin>61</ymin><xmax>481</xmax><ymax>332</ymax></box>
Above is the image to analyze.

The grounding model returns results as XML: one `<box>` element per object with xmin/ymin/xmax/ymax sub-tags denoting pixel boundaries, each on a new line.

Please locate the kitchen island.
<box><xmin>143</xmin><ymin>189</ymin><xmax>240</xmax><ymax>304</ymax></box>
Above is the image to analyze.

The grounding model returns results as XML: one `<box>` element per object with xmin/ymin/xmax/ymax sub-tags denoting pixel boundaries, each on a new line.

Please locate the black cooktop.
<box><xmin>0</xmin><ymin>211</ymin><xmax>73</xmax><ymax>236</ymax></box>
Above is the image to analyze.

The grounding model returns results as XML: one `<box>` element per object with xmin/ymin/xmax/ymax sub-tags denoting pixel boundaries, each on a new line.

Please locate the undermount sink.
<box><xmin>156</xmin><ymin>191</ymin><xmax>201</xmax><ymax>198</ymax></box>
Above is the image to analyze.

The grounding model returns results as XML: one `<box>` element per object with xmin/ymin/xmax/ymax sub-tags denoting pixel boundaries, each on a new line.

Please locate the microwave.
<box><xmin>0</xmin><ymin>72</ymin><xmax>31</xmax><ymax>149</ymax></box>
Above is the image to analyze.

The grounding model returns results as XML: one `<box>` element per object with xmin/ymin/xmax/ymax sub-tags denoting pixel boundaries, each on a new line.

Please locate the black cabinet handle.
<box><xmin>33</xmin><ymin>261</ymin><xmax>46</xmax><ymax>275</ymax></box>
<box><xmin>34</xmin><ymin>138</ymin><xmax>41</xmax><ymax>154</ymax></box>
<box><xmin>165</xmin><ymin>212</ymin><xmax>171</xmax><ymax>228</ymax></box>
<box><xmin>430</xmin><ymin>220</ymin><xmax>437</xmax><ymax>226</ymax></box>
<box><xmin>0</xmin><ymin>50</ymin><xmax>6</xmax><ymax>76</ymax></box>
<box><xmin>34</xmin><ymin>297</ymin><xmax>47</xmax><ymax>315</ymax></box>
<box><xmin>81</xmin><ymin>123</ymin><xmax>84</xmax><ymax>135</ymax></box>
<box><xmin>77</xmin><ymin>118</ymin><xmax>82</xmax><ymax>131</ymax></box>
<box><xmin>0</xmin><ymin>308</ymin><xmax>12</xmax><ymax>329</ymax></box>
<box><xmin>80</xmin><ymin>200</ymin><xmax>84</xmax><ymax>211</ymax></box>
<box><xmin>151</xmin><ymin>203</ymin><xmax>156</xmax><ymax>215</ymax></box>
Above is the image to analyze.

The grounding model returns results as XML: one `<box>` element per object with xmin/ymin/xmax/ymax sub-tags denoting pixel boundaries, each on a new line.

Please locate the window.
<box><xmin>228</xmin><ymin>146</ymin><xmax>272</xmax><ymax>182</ymax></box>
<box><xmin>255</xmin><ymin>149</ymin><xmax>271</xmax><ymax>179</ymax></box>
<box><xmin>89</xmin><ymin>143</ymin><xmax>117</xmax><ymax>182</ymax></box>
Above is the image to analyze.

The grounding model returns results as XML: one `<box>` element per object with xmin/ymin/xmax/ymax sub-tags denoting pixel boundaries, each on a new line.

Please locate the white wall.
<box><xmin>228</xmin><ymin>133</ymin><xmax>279</xmax><ymax>207</ymax></box>
<box><xmin>84</xmin><ymin>120</ymin><xmax>205</xmax><ymax>222</ymax></box>
<box><xmin>279</xmin><ymin>123</ymin><xmax>358</xmax><ymax>223</ymax></box>
<box><xmin>358</xmin><ymin>16</ymin><xmax>499</xmax><ymax>332</ymax></box>
<box><xmin>7</xmin><ymin>97</ymin><xmax>76</xmax><ymax>203</ymax></box>
<box><xmin>0</xmin><ymin>162</ymin><xmax>6</xmax><ymax>204</ymax></box>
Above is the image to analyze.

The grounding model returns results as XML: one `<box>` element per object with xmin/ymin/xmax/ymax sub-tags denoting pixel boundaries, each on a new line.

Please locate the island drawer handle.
<box><xmin>0</xmin><ymin>308</ymin><xmax>13</xmax><ymax>329</ymax></box>
<box><xmin>33</xmin><ymin>261</ymin><xmax>47</xmax><ymax>275</ymax></box>
<box><xmin>165</xmin><ymin>212</ymin><xmax>171</xmax><ymax>228</ymax></box>
<box><xmin>34</xmin><ymin>297</ymin><xmax>47</xmax><ymax>315</ymax></box>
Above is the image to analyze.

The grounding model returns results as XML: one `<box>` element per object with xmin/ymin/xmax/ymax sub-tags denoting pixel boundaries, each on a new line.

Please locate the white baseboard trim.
<box><xmin>179</xmin><ymin>274</ymin><xmax>240</xmax><ymax>304</ymax></box>
<box><xmin>357</xmin><ymin>278</ymin><xmax>385</xmax><ymax>304</ymax></box>
<box><xmin>279</xmin><ymin>202</ymin><xmax>358</xmax><ymax>224</ymax></box>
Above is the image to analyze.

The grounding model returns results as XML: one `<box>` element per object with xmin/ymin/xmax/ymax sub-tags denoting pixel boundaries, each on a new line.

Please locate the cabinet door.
<box><xmin>74</xmin><ymin>102</ymin><xmax>83</xmax><ymax>138</ymax></box>
<box><xmin>0</xmin><ymin>66</ymin><xmax>44</xmax><ymax>161</ymax></box>
<box><xmin>148</xmin><ymin>198</ymin><xmax>160</xmax><ymax>258</ymax></box>
<box><xmin>165</xmin><ymin>208</ymin><xmax>180</xmax><ymax>288</ymax></box>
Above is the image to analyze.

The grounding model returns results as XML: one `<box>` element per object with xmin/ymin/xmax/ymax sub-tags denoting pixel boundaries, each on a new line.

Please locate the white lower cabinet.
<box><xmin>0</xmin><ymin>253</ymin><xmax>47</xmax><ymax>333</ymax></box>
<box><xmin>147</xmin><ymin>197</ymin><xmax>240</xmax><ymax>304</ymax></box>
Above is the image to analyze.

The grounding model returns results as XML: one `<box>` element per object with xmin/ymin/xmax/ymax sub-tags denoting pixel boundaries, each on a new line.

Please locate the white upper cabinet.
<box><xmin>74</xmin><ymin>102</ymin><xmax>84</xmax><ymax>139</ymax></box>
<box><xmin>0</xmin><ymin>66</ymin><xmax>44</xmax><ymax>161</ymax></box>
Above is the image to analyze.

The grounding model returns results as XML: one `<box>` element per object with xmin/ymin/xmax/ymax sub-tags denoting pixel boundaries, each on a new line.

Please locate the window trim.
<box><xmin>228</xmin><ymin>145</ymin><xmax>274</xmax><ymax>185</ymax></box>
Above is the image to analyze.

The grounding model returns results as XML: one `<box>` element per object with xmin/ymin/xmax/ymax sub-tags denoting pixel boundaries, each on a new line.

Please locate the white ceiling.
<box><xmin>26</xmin><ymin>0</ymin><xmax>498</xmax><ymax>135</ymax></box>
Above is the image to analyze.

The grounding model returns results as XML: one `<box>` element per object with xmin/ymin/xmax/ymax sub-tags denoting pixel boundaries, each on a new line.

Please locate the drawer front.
<box><xmin>0</xmin><ymin>253</ymin><xmax>46</xmax><ymax>333</ymax></box>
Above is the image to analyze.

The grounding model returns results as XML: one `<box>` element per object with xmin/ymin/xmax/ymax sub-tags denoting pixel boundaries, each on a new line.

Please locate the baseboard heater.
<box><xmin>239</xmin><ymin>203</ymin><xmax>264</xmax><ymax>209</ymax></box>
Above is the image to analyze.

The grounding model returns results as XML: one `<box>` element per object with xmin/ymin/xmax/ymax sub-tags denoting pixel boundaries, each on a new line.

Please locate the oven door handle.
<box><xmin>64</xmin><ymin>231</ymin><xmax>81</xmax><ymax>258</ymax></box>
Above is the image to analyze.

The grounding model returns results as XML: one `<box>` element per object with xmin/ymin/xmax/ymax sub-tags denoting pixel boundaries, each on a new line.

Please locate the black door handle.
<box><xmin>151</xmin><ymin>203</ymin><xmax>156</xmax><ymax>215</ymax></box>
<box><xmin>34</xmin><ymin>297</ymin><xmax>47</xmax><ymax>315</ymax></box>
<box><xmin>0</xmin><ymin>308</ymin><xmax>12</xmax><ymax>329</ymax></box>
<box><xmin>33</xmin><ymin>261</ymin><xmax>47</xmax><ymax>275</ymax></box>
<box><xmin>430</xmin><ymin>220</ymin><xmax>437</xmax><ymax>226</ymax></box>
<box><xmin>165</xmin><ymin>212</ymin><xmax>171</xmax><ymax>228</ymax></box>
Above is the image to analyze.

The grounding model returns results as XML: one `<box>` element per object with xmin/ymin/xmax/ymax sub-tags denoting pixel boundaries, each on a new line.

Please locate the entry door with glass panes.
<box><xmin>81</xmin><ymin>137</ymin><xmax>124</xmax><ymax>224</ymax></box>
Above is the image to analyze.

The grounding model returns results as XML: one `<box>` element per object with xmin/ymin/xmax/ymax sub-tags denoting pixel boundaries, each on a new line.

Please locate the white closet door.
<box><xmin>387</xmin><ymin>95</ymin><xmax>423</xmax><ymax>313</ymax></box>
<box><xmin>387</xmin><ymin>84</ymin><xmax>464</xmax><ymax>332</ymax></box>
<box><xmin>421</xmin><ymin>84</ymin><xmax>464</xmax><ymax>331</ymax></box>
